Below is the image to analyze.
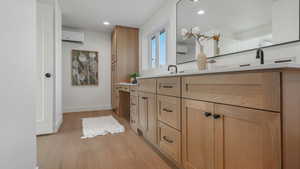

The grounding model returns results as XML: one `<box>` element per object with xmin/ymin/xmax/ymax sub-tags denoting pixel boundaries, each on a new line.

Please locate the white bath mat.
<box><xmin>81</xmin><ymin>116</ymin><xmax>125</xmax><ymax>139</ymax></box>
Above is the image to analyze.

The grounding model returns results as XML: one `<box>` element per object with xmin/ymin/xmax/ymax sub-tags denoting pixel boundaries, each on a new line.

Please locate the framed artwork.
<box><xmin>71</xmin><ymin>50</ymin><xmax>99</xmax><ymax>86</ymax></box>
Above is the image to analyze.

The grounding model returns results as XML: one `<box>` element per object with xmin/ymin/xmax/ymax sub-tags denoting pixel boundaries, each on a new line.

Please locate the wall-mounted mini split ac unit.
<box><xmin>62</xmin><ymin>30</ymin><xmax>84</xmax><ymax>43</ymax></box>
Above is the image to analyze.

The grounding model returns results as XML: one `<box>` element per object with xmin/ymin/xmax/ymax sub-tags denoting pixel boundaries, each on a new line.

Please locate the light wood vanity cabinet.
<box><xmin>136</xmin><ymin>69</ymin><xmax>300</xmax><ymax>169</ymax></box>
<box><xmin>111</xmin><ymin>26</ymin><xmax>139</xmax><ymax>112</ymax></box>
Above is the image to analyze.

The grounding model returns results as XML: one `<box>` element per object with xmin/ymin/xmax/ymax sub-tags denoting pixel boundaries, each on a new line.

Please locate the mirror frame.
<box><xmin>176</xmin><ymin>0</ymin><xmax>300</xmax><ymax>65</ymax></box>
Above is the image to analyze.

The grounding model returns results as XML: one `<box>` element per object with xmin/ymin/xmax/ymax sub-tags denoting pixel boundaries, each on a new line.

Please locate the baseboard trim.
<box><xmin>55</xmin><ymin>116</ymin><xmax>63</xmax><ymax>132</ymax></box>
<box><xmin>63</xmin><ymin>105</ymin><xmax>112</xmax><ymax>113</ymax></box>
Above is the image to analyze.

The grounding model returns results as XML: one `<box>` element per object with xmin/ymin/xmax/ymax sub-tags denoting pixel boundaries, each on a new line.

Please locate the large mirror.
<box><xmin>176</xmin><ymin>0</ymin><xmax>300</xmax><ymax>64</ymax></box>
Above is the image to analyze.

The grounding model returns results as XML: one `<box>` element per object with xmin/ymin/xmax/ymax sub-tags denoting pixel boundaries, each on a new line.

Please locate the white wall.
<box><xmin>139</xmin><ymin>0</ymin><xmax>177</xmax><ymax>75</ymax></box>
<box><xmin>272</xmin><ymin>0</ymin><xmax>299</xmax><ymax>44</ymax></box>
<box><xmin>0</xmin><ymin>0</ymin><xmax>37</xmax><ymax>169</ymax></box>
<box><xmin>140</xmin><ymin>0</ymin><xmax>300</xmax><ymax>75</ymax></box>
<box><xmin>62</xmin><ymin>29</ymin><xmax>111</xmax><ymax>113</ymax></box>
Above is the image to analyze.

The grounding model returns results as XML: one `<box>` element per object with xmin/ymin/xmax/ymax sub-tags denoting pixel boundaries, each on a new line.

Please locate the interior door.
<box><xmin>36</xmin><ymin>2</ymin><xmax>54</xmax><ymax>135</ymax></box>
<box><xmin>214</xmin><ymin>104</ymin><xmax>281</xmax><ymax>169</ymax></box>
<box><xmin>182</xmin><ymin>99</ymin><xmax>214</xmax><ymax>169</ymax></box>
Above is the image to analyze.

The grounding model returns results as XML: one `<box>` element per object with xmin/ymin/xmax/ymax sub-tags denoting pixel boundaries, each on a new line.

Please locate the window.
<box><xmin>151</xmin><ymin>36</ymin><xmax>157</xmax><ymax>68</ymax></box>
<box><xmin>159</xmin><ymin>30</ymin><xmax>167</xmax><ymax>66</ymax></box>
<box><xmin>149</xmin><ymin>29</ymin><xmax>167</xmax><ymax>68</ymax></box>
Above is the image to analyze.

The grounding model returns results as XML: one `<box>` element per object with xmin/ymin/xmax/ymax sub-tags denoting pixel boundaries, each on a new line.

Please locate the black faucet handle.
<box><xmin>256</xmin><ymin>48</ymin><xmax>262</xmax><ymax>58</ymax></box>
<box><xmin>256</xmin><ymin>48</ymin><xmax>264</xmax><ymax>64</ymax></box>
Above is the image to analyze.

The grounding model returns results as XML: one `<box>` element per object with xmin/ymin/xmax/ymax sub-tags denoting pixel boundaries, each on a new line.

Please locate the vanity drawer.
<box><xmin>138</xmin><ymin>78</ymin><xmax>156</xmax><ymax>93</ymax></box>
<box><xmin>130</xmin><ymin>95</ymin><xmax>138</xmax><ymax>107</ymax></box>
<box><xmin>158</xmin><ymin>122</ymin><xmax>181</xmax><ymax>164</ymax></box>
<box><xmin>120</xmin><ymin>86</ymin><xmax>130</xmax><ymax>92</ymax></box>
<box><xmin>116</xmin><ymin>85</ymin><xmax>130</xmax><ymax>92</ymax></box>
<box><xmin>130</xmin><ymin>85</ymin><xmax>138</xmax><ymax>96</ymax></box>
<box><xmin>157</xmin><ymin>95</ymin><xmax>181</xmax><ymax>130</ymax></box>
<box><xmin>157</xmin><ymin>77</ymin><xmax>181</xmax><ymax>97</ymax></box>
<box><xmin>182</xmin><ymin>72</ymin><xmax>281</xmax><ymax>112</ymax></box>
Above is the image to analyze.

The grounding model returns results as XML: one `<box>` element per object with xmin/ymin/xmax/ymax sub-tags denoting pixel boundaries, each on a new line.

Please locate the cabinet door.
<box><xmin>130</xmin><ymin>95</ymin><xmax>138</xmax><ymax>133</ymax></box>
<box><xmin>112</xmin><ymin>85</ymin><xmax>119</xmax><ymax>113</ymax></box>
<box><xmin>116</xmin><ymin>26</ymin><xmax>139</xmax><ymax>82</ymax></box>
<box><xmin>138</xmin><ymin>92</ymin><xmax>157</xmax><ymax>145</ymax></box>
<box><xmin>182</xmin><ymin>99</ymin><xmax>214</xmax><ymax>169</ymax></box>
<box><xmin>111</xmin><ymin>63</ymin><xmax>117</xmax><ymax>111</ymax></box>
<box><xmin>214</xmin><ymin>104</ymin><xmax>281</xmax><ymax>169</ymax></box>
<box><xmin>138</xmin><ymin>94</ymin><xmax>148</xmax><ymax>132</ymax></box>
<box><xmin>111</xmin><ymin>29</ymin><xmax>117</xmax><ymax>61</ymax></box>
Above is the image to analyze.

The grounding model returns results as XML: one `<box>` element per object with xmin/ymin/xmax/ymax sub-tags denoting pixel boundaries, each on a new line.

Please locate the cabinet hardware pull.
<box><xmin>213</xmin><ymin>114</ymin><xmax>221</xmax><ymax>119</ymax></box>
<box><xmin>203</xmin><ymin>112</ymin><xmax>212</xmax><ymax>117</ymax></box>
<box><xmin>162</xmin><ymin>85</ymin><xmax>173</xmax><ymax>89</ymax></box>
<box><xmin>158</xmin><ymin>102</ymin><xmax>162</xmax><ymax>115</ymax></box>
<box><xmin>163</xmin><ymin>136</ymin><xmax>174</xmax><ymax>144</ymax></box>
<box><xmin>162</xmin><ymin>108</ymin><xmax>173</xmax><ymax>113</ymax></box>
<box><xmin>185</xmin><ymin>84</ymin><xmax>189</xmax><ymax>91</ymax></box>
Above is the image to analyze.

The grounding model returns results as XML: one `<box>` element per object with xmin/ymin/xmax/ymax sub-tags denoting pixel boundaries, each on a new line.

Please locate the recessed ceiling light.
<box><xmin>190</xmin><ymin>0</ymin><xmax>199</xmax><ymax>2</ymax></box>
<box><xmin>103</xmin><ymin>21</ymin><xmax>110</xmax><ymax>26</ymax></box>
<box><xmin>197</xmin><ymin>10</ymin><xmax>205</xmax><ymax>15</ymax></box>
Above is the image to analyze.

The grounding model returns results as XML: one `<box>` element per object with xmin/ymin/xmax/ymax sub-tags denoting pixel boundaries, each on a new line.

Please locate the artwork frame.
<box><xmin>71</xmin><ymin>50</ymin><xmax>99</xmax><ymax>86</ymax></box>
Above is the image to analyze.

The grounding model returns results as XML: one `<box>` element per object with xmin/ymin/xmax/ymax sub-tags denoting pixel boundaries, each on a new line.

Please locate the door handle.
<box><xmin>45</xmin><ymin>73</ymin><xmax>51</xmax><ymax>78</ymax></box>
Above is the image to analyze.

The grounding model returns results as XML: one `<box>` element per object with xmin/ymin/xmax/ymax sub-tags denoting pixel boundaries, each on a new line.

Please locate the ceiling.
<box><xmin>59</xmin><ymin>0</ymin><xmax>168</xmax><ymax>32</ymax></box>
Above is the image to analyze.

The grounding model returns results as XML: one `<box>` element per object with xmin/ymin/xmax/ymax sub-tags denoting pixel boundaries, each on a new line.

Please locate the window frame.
<box><xmin>148</xmin><ymin>27</ymin><xmax>168</xmax><ymax>69</ymax></box>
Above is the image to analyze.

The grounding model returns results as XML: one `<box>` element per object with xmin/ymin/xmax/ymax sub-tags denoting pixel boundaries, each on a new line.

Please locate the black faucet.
<box><xmin>168</xmin><ymin>65</ymin><xmax>178</xmax><ymax>74</ymax></box>
<box><xmin>256</xmin><ymin>48</ymin><xmax>264</xmax><ymax>65</ymax></box>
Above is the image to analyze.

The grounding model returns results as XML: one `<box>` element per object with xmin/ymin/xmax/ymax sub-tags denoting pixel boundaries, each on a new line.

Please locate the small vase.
<box><xmin>196</xmin><ymin>44</ymin><xmax>207</xmax><ymax>70</ymax></box>
<box><xmin>131</xmin><ymin>77</ymin><xmax>137</xmax><ymax>84</ymax></box>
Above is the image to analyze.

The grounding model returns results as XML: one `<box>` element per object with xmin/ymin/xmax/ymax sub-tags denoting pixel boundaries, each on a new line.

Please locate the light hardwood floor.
<box><xmin>37</xmin><ymin>111</ymin><xmax>174</xmax><ymax>169</ymax></box>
